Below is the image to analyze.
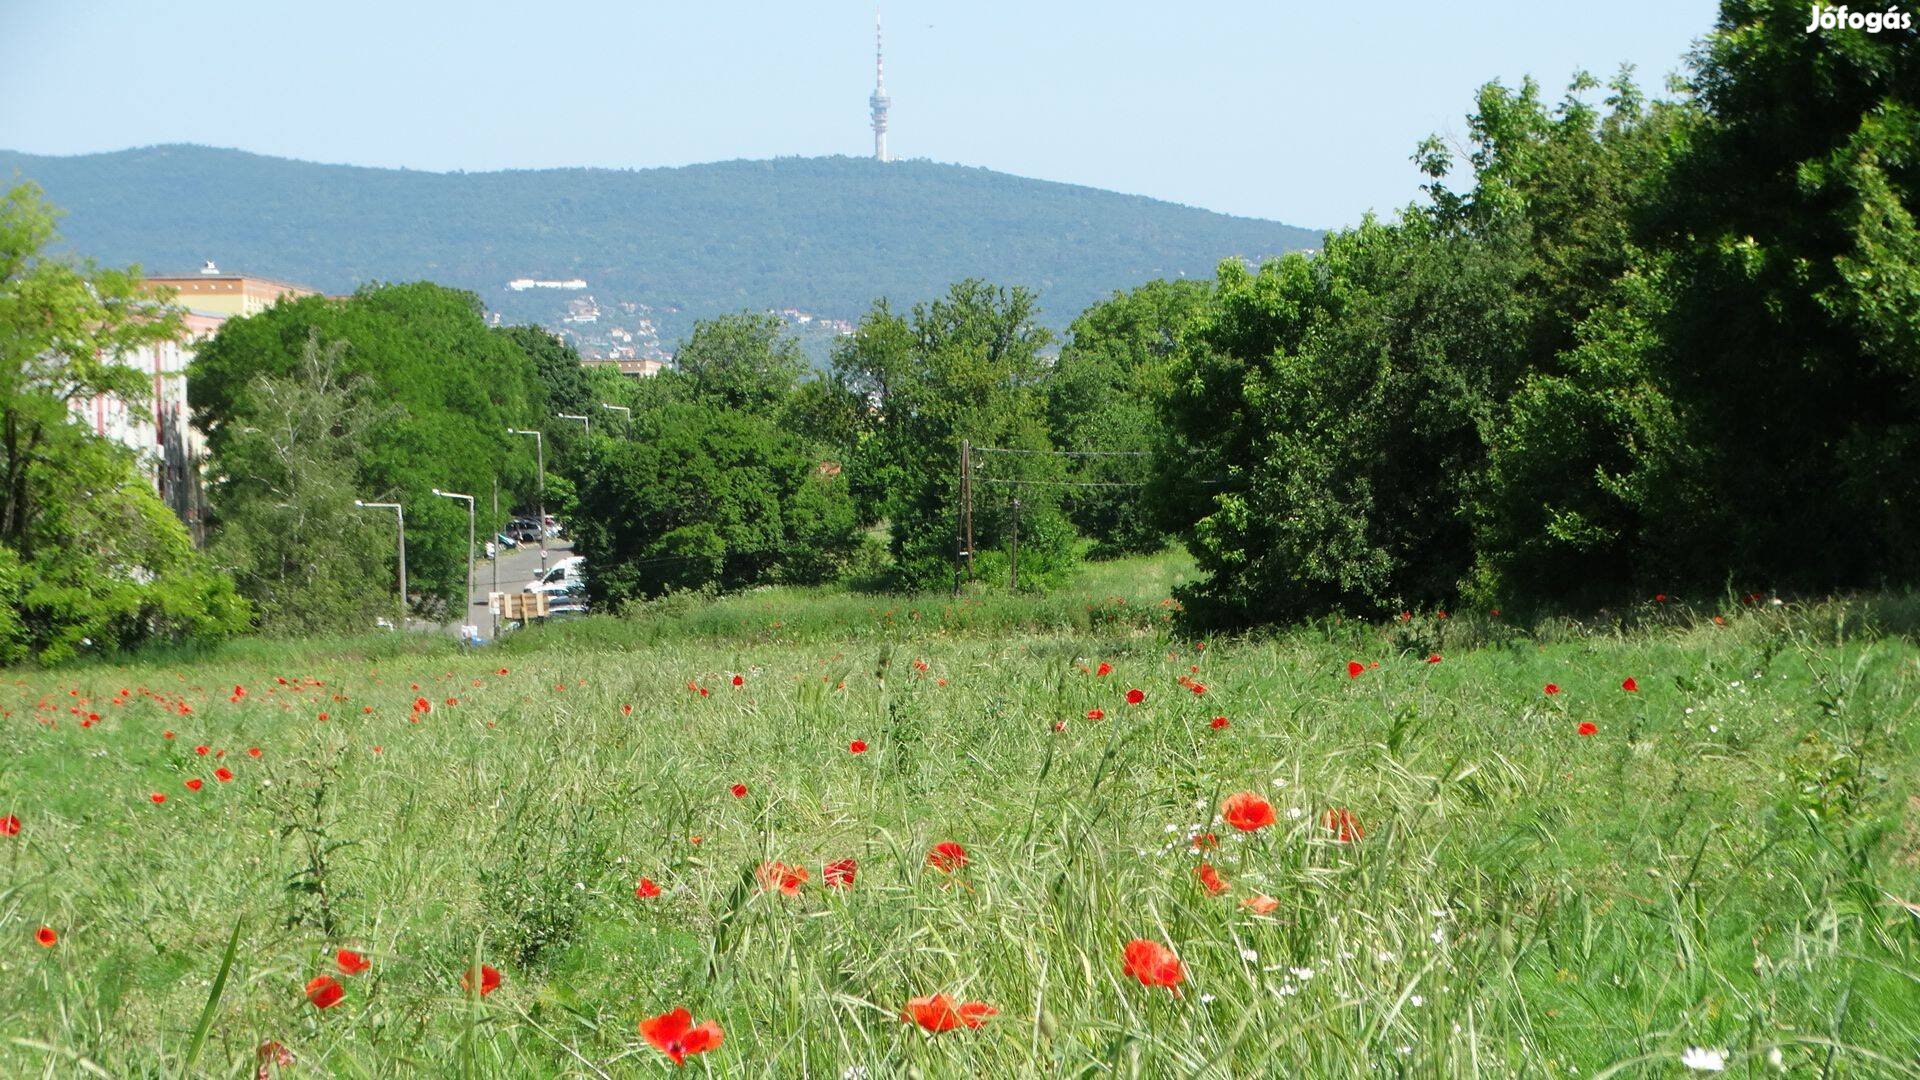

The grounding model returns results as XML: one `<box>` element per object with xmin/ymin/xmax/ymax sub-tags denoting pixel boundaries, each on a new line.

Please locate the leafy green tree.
<box><xmin>1046</xmin><ymin>279</ymin><xmax>1209</xmax><ymax>556</ymax></box>
<box><xmin>192</xmin><ymin>282</ymin><xmax>545</xmax><ymax>608</ymax></box>
<box><xmin>499</xmin><ymin>323</ymin><xmax>594</xmax><ymax>416</ymax></box>
<box><xmin>833</xmin><ymin>281</ymin><xmax>1071</xmax><ymax>589</ymax></box>
<box><xmin>566</xmin><ymin>403</ymin><xmax>858</xmax><ymax>604</ymax></box>
<box><xmin>1479</xmin><ymin>1</ymin><xmax>1919</xmax><ymax>601</ymax></box>
<box><xmin>0</xmin><ymin>183</ymin><xmax>248</xmax><ymax>661</ymax></box>
<box><xmin>664</xmin><ymin>312</ymin><xmax>807</xmax><ymax>415</ymax></box>
<box><xmin>1162</xmin><ymin>215</ymin><xmax>1533</xmax><ymax>624</ymax></box>
<box><xmin>208</xmin><ymin>332</ymin><xmax>402</xmax><ymax>633</ymax></box>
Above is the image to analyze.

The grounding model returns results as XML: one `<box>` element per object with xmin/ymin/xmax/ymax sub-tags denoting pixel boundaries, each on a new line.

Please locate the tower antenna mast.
<box><xmin>869</xmin><ymin>11</ymin><xmax>891</xmax><ymax>162</ymax></box>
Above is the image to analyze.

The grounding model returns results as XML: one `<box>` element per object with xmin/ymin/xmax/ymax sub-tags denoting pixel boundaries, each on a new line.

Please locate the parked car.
<box><xmin>506</xmin><ymin>518</ymin><xmax>543</xmax><ymax>543</ymax></box>
<box><xmin>523</xmin><ymin>556</ymin><xmax>585</xmax><ymax>594</ymax></box>
<box><xmin>493</xmin><ymin>531</ymin><xmax>518</xmax><ymax>550</ymax></box>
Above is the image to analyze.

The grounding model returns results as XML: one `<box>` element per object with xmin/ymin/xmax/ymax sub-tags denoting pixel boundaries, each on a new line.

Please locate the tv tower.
<box><xmin>869</xmin><ymin>12</ymin><xmax>891</xmax><ymax>162</ymax></box>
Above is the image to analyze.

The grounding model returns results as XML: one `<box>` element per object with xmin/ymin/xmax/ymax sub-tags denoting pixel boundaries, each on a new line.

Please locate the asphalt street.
<box><xmin>442</xmin><ymin>536</ymin><xmax>574</xmax><ymax>638</ymax></box>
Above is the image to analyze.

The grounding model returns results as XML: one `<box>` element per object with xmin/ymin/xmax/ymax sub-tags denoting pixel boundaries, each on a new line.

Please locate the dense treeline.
<box><xmin>2</xmin><ymin>0</ymin><xmax>1912</xmax><ymax>660</ymax></box>
<box><xmin>1158</xmin><ymin>0</ymin><xmax>1918</xmax><ymax>623</ymax></box>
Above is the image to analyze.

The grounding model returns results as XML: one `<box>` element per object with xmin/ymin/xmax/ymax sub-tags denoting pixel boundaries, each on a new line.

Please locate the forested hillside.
<box><xmin>0</xmin><ymin>145</ymin><xmax>1319</xmax><ymax>336</ymax></box>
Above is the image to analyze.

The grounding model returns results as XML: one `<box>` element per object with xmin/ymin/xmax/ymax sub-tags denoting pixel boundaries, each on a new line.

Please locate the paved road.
<box><xmin>444</xmin><ymin>537</ymin><xmax>573</xmax><ymax>637</ymax></box>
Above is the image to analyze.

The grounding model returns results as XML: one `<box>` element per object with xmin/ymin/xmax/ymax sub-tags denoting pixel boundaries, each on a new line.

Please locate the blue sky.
<box><xmin>0</xmin><ymin>0</ymin><xmax>1719</xmax><ymax>227</ymax></box>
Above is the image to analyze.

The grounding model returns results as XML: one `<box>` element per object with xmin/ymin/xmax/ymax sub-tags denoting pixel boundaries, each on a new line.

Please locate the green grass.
<box><xmin>2</xmin><ymin>553</ymin><xmax>1919</xmax><ymax>1076</ymax></box>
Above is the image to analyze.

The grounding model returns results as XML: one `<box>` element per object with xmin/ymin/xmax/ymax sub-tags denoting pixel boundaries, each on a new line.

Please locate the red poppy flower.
<box><xmin>195</xmin><ymin>745</ymin><xmax>210</xmax><ymax>756</ymax></box>
<box><xmin>823</xmin><ymin>858</ymin><xmax>857</xmax><ymax>888</ymax></box>
<box><xmin>444</xmin><ymin>697</ymin><xmax>458</xmax><ymax>706</ymax></box>
<box><xmin>849</xmin><ymin>740</ymin><xmax>868</xmax><ymax>753</ymax></box>
<box><xmin>729</xmin><ymin>783</ymin><xmax>747</xmax><ymax>798</ymax></box>
<box><xmin>185</xmin><ymin>778</ymin><xmax>203</xmax><ymax>791</ymax></box>
<box><xmin>1222</xmin><ymin>791</ymin><xmax>1277</xmax><ymax>832</ymax></box>
<box><xmin>635</xmin><ymin>877</ymin><xmax>662</xmax><ymax>898</ymax></box>
<box><xmin>1125</xmin><ymin>688</ymin><xmax>1144</xmax><ymax>705</ymax></box>
<box><xmin>305</xmin><ymin>974</ymin><xmax>344</xmax><ymax>1008</ymax></box>
<box><xmin>231</xmin><ymin>685</ymin><xmax>247</xmax><ymax>700</ymax></box>
<box><xmin>336</xmin><ymin>948</ymin><xmax>371</xmax><ymax>975</ymax></box>
<box><xmin>904</xmin><ymin>993</ymin><xmax>998</xmax><ymax>1032</ymax></box>
<box><xmin>1210</xmin><ymin>716</ymin><xmax>1229</xmax><ymax>730</ymax></box>
<box><xmin>622</xmin><ymin>704</ymin><xmax>634</xmax><ymax>716</ymax></box>
<box><xmin>461</xmin><ymin>964</ymin><xmax>501</xmax><ymax>996</ymax></box>
<box><xmin>639</xmin><ymin>1007</ymin><xmax>724</xmax><ymax>1066</ymax></box>
<box><xmin>1321</xmin><ymin>807</ymin><xmax>1364</xmax><ymax>843</ymax></box>
<box><xmin>1085</xmin><ymin>708</ymin><xmax>1104</xmax><ymax>720</ymax></box>
<box><xmin>35</xmin><ymin>925</ymin><xmax>56</xmax><ymax>947</ymax></box>
<box><xmin>1195</xmin><ymin>863</ymin><xmax>1227</xmax><ymax>895</ymax></box>
<box><xmin>162</xmin><ymin>730</ymin><xmax>175</xmax><ymax>740</ymax></box>
<box><xmin>1122</xmin><ymin>939</ymin><xmax>1185</xmax><ymax>988</ymax></box>
<box><xmin>1576</xmin><ymin>721</ymin><xmax>1598</xmax><ymax>737</ymax></box>
<box><xmin>1543</xmin><ymin>683</ymin><xmax>1560</xmax><ymax>695</ymax></box>
<box><xmin>1621</xmin><ymin>677</ymin><xmax>1638</xmax><ymax>692</ymax></box>
<box><xmin>756</xmin><ymin>861</ymin><xmax>809</xmax><ymax>895</ymax></box>
<box><xmin>0</xmin><ymin>815</ymin><xmax>19</xmax><ymax>836</ymax></box>
<box><xmin>1427</xmin><ymin>653</ymin><xmax>1442</xmax><ymax>664</ymax></box>
<box><xmin>731</xmin><ymin>674</ymin><xmax>744</xmax><ymax>687</ymax></box>
<box><xmin>214</xmin><ymin>767</ymin><xmax>234</xmax><ymax>783</ymax></box>
<box><xmin>1243</xmin><ymin>894</ymin><xmax>1279</xmax><ymax>915</ymax></box>
<box><xmin>497</xmin><ymin>668</ymin><xmax>509</xmax><ymax>675</ymax></box>
<box><xmin>1654</xmin><ymin>593</ymin><xmax>1668</xmax><ymax>603</ymax></box>
<box><xmin>1095</xmin><ymin>662</ymin><xmax>1112</xmax><ymax>677</ymax></box>
<box><xmin>1346</xmin><ymin>661</ymin><xmax>1364</xmax><ymax>679</ymax></box>
<box><xmin>412</xmin><ymin>697</ymin><xmax>431</xmax><ymax>714</ymax></box>
<box><xmin>926</xmin><ymin>841</ymin><xmax>969</xmax><ymax>873</ymax></box>
<box><xmin>149</xmin><ymin>793</ymin><xmax>167</xmax><ymax>804</ymax></box>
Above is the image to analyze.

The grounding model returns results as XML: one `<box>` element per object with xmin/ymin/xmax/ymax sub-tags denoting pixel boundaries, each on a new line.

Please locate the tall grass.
<box><xmin>1</xmin><ymin>556</ymin><xmax>1917</xmax><ymax>1075</ymax></box>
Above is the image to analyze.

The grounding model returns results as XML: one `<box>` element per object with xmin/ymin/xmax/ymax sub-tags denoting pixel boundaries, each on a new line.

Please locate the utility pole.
<box><xmin>1009</xmin><ymin>496</ymin><xmax>1020</xmax><ymax>591</ymax></box>
<box><xmin>432</xmin><ymin>489</ymin><xmax>475</xmax><ymax>639</ymax></box>
<box><xmin>490</xmin><ymin>477</ymin><xmax>500</xmax><ymax>638</ymax></box>
<box><xmin>507</xmin><ymin>428</ymin><xmax>547</xmax><ymax>575</ymax></box>
<box><xmin>954</xmin><ymin>438</ymin><xmax>969</xmax><ymax>595</ymax></box>
<box><xmin>354</xmin><ymin>500</ymin><xmax>406</xmax><ymax>630</ymax></box>
<box><xmin>961</xmin><ymin>439</ymin><xmax>975</xmax><ymax>582</ymax></box>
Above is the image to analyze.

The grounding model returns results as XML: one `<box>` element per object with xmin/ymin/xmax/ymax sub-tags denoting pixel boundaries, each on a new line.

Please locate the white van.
<box><xmin>524</xmin><ymin>556</ymin><xmax>585</xmax><ymax>594</ymax></box>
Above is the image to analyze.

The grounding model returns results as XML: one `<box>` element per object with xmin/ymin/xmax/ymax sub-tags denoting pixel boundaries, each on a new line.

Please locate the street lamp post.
<box><xmin>600</xmin><ymin>403</ymin><xmax>630</xmax><ymax>428</ymax></box>
<box><xmin>557</xmin><ymin>412</ymin><xmax>590</xmax><ymax>436</ymax></box>
<box><xmin>490</xmin><ymin>476</ymin><xmax>500</xmax><ymax>638</ymax></box>
<box><xmin>353</xmin><ymin>499</ymin><xmax>406</xmax><ymax>630</ymax></box>
<box><xmin>506</xmin><ymin>428</ymin><xmax>546</xmax><ymax>575</ymax></box>
<box><xmin>432</xmin><ymin>488</ymin><xmax>475</xmax><ymax>639</ymax></box>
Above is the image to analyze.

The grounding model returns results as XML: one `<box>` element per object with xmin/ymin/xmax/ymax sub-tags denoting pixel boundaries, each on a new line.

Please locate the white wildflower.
<box><xmin>1240</xmin><ymin>948</ymin><xmax>1259</xmax><ymax>962</ymax></box>
<box><xmin>1680</xmin><ymin>1047</ymin><xmax>1727</xmax><ymax>1072</ymax></box>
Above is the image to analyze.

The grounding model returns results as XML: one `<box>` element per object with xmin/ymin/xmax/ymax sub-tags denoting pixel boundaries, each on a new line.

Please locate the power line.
<box><xmin>971</xmin><ymin>446</ymin><xmax>1152</xmax><ymax>457</ymax></box>
<box><xmin>978</xmin><ymin>478</ymin><xmax>1148</xmax><ymax>489</ymax></box>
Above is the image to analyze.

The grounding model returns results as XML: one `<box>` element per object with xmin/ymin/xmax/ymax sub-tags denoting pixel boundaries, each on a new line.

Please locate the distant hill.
<box><xmin>0</xmin><ymin>145</ymin><xmax>1319</xmax><ymax>344</ymax></box>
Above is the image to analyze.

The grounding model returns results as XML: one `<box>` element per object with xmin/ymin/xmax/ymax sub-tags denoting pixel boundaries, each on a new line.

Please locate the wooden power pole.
<box><xmin>1009</xmin><ymin>496</ymin><xmax>1020</xmax><ymax>591</ymax></box>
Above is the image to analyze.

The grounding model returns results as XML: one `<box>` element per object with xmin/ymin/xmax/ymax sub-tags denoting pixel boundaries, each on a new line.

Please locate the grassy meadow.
<box><xmin>3</xmin><ymin>552</ymin><xmax>1920</xmax><ymax>1077</ymax></box>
